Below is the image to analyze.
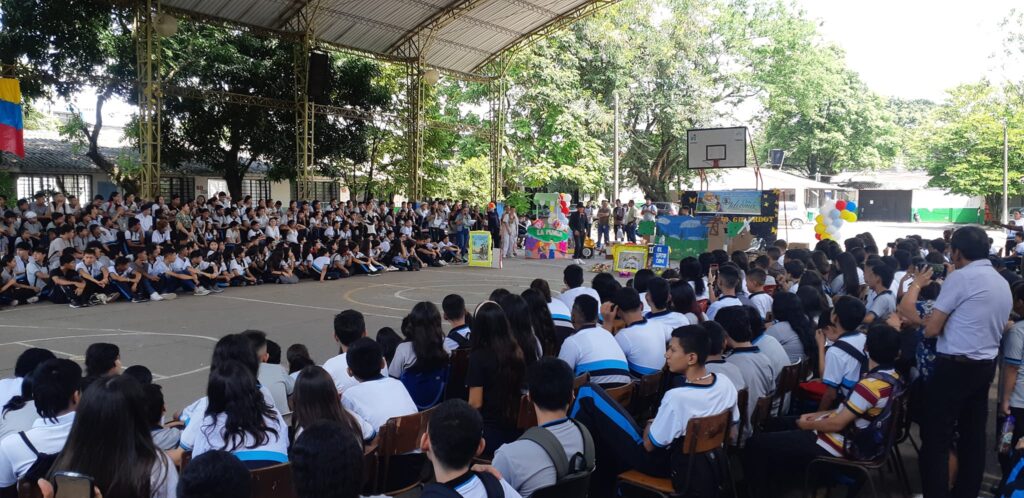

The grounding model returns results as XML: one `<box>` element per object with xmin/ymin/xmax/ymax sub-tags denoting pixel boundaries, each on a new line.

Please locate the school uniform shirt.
<box><xmin>865</xmin><ymin>289</ymin><xmax>896</xmax><ymax>322</ymax></box>
<box><xmin>0</xmin><ymin>379</ymin><xmax>22</xmax><ymax>408</ymax></box>
<box><xmin>443</xmin><ymin>325</ymin><xmax>471</xmax><ymax>352</ymax></box>
<box><xmin>765</xmin><ymin>321</ymin><xmax>806</xmax><ymax>364</ymax></box>
<box><xmin>0</xmin><ymin>412</ymin><xmax>75</xmax><ymax>486</ymax></box>
<box><xmin>186</xmin><ymin>410</ymin><xmax>290</xmax><ymax>465</ymax></box>
<box><xmin>725</xmin><ymin>346</ymin><xmax>774</xmax><ymax>440</ymax></box>
<box><xmin>706</xmin><ymin>296</ymin><xmax>742</xmax><ymax>321</ymax></box>
<box><xmin>689</xmin><ymin>279</ymin><xmax>710</xmax><ymax>302</ymax></box>
<box><xmin>822</xmin><ymin>331</ymin><xmax>867</xmax><ymax>399</ymax></box>
<box><xmin>704</xmin><ymin>360</ymin><xmax>746</xmax><ymax>392</ymax></box>
<box><xmin>311</xmin><ymin>256</ymin><xmax>332</xmax><ymax>274</ymax></box>
<box><xmin>1003</xmin><ymin>321</ymin><xmax>1024</xmax><ymax>409</ymax></box>
<box><xmin>169</xmin><ymin>256</ymin><xmax>192</xmax><ymax>274</ymax></box>
<box><xmin>557</xmin><ymin>286</ymin><xmax>602</xmax><ymax>311</ymax></box>
<box><xmin>152</xmin><ymin>230</ymin><xmax>171</xmax><ymax>245</ymax></box>
<box><xmin>645</xmin><ymin>310</ymin><xmax>690</xmax><ymax>341</ymax></box>
<box><xmin>340</xmin><ymin>377</ymin><xmax>418</xmax><ymax>430</ymax></box>
<box><xmin>74</xmin><ymin>261</ymin><xmax>103</xmax><ymax>279</ymax></box>
<box><xmin>389</xmin><ymin>342</ymin><xmax>445</xmax><ymax>378</ymax></box>
<box><xmin>149</xmin><ymin>259</ymin><xmax>169</xmax><ymax>276</ymax></box>
<box><xmin>829</xmin><ymin>269</ymin><xmax>865</xmax><ymax>297</ymax></box>
<box><xmin>492</xmin><ymin>418</ymin><xmax>586</xmax><ymax>498</ymax></box>
<box><xmin>547</xmin><ymin>299</ymin><xmax>573</xmax><ymax>329</ymax></box>
<box><xmin>752</xmin><ymin>334</ymin><xmax>789</xmax><ymax>378</ymax></box>
<box><xmin>557</xmin><ymin>325</ymin><xmax>631</xmax><ymax>385</ymax></box>
<box><xmin>815</xmin><ymin>368</ymin><xmax>900</xmax><ymax>457</ymax></box>
<box><xmin>0</xmin><ymin>401</ymin><xmax>38</xmax><ymax>443</ymax></box>
<box><xmin>427</xmin><ymin>472</ymin><xmax>522</xmax><ymax>498</ymax></box>
<box><xmin>135</xmin><ymin>213</ymin><xmax>154</xmax><ymax>232</ymax></box>
<box><xmin>149</xmin><ymin>453</ymin><xmax>180</xmax><ymax>498</ymax></box>
<box><xmin>322</xmin><ymin>352</ymin><xmax>389</xmax><ymax>394</ymax></box>
<box><xmin>25</xmin><ymin>260</ymin><xmax>46</xmax><ymax>288</ymax></box>
<box><xmin>229</xmin><ymin>259</ymin><xmax>247</xmax><ymax>276</ymax></box>
<box><xmin>47</xmin><ymin>238</ymin><xmax>71</xmax><ymax>270</ymax></box>
<box><xmin>614</xmin><ymin>319</ymin><xmax>669</xmax><ymax>376</ymax></box>
<box><xmin>258</xmin><ymin>363</ymin><xmax>295</xmax><ymax>417</ymax></box>
<box><xmin>748</xmin><ymin>292</ymin><xmax>773</xmax><ymax>320</ymax></box>
<box><xmin>647</xmin><ymin>374</ymin><xmax>739</xmax><ymax>450</ymax></box>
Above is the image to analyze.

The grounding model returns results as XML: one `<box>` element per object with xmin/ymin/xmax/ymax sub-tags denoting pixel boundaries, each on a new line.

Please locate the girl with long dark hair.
<box><xmin>670</xmin><ymin>279</ymin><xmax>705</xmax><ymax>323</ymax></box>
<box><xmin>766</xmin><ymin>292</ymin><xmax>817</xmax><ymax>366</ymax></box>
<box><xmin>499</xmin><ymin>294</ymin><xmax>542</xmax><ymax>365</ymax></box>
<box><xmin>830</xmin><ymin>252</ymin><xmax>863</xmax><ymax>297</ymax></box>
<box><xmin>191</xmin><ymin>360</ymin><xmax>288</xmax><ymax>468</ymax></box>
<box><xmin>389</xmin><ymin>301</ymin><xmax>449</xmax><ymax>378</ymax></box>
<box><xmin>679</xmin><ymin>257</ymin><xmax>708</xmax><ymax>300</ymax></box>
<box><xmin>291</xmin><ymin>366</ymin><xmax>373</xmax><ymax>443</ymax></box>
<box><xmin>467</xmin><ymin>301</ymin><xmax>525</xmax><ymax>457</ymax></box>
<box><xmin>521</xmin><ymin>289</ymin><xmax>559</xmax><ymax>356</ymax></box>
<box><xmin>49</xmin><ymin>375</ymin><xmax>177</xmax><ymax>498</ymax></box>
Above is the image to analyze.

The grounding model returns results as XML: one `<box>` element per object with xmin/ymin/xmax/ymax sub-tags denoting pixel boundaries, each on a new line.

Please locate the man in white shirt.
<box><xmin>557</xmin><ymin>264</ymin><xmax>601</xmax><ymax>311</ymax></box>
<box><xmin>1002</xmin><ymin>209</ymin><xmax>1024</xmax><ymax>256</ymax></box>
<box><xmin>0</xmin><ymin>359</ymin><xmax>80</xmax><ymax>487</ymax></box>
<box><xmin>322</xmin><ymin>310</ymin><xmax>387</xmax><ymax>393</ymax></box>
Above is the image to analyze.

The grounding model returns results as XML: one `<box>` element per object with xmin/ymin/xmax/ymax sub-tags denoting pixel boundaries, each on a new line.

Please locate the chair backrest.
<box><xmin>681</xmin><ymin>410</ymin><xmax>731</xmax><ymax>455</ymax></box>
<box><xmin>604</xmin><ymin>382</ymin><xmax>634</xmax><ymax>409</ymax></box>
<box><xmin>734</xmin><ymin>388</ymin><xmax>749</xmax><ymax>446</ymax></box>
<box><xmin>249</xmin><ymin>462</ymin><xmax>298</xmax><ymax>498</ymax></box>
<box><xmin>15</xmin><ymin>480</ymin><xmax>43</xmax><ymax>498</ymax></box>
<box><xmin>750</xmin><ymin>396</ymin><xmax>773</xmax><ymax>434</ymax></box>
<box><xmin>636</xmin><ymin>370</ymin><xmax>664</xmax><ymax>399</ymax></box>
<box><xmin>572</xmin><ymin>373</ymin><xmax>591</xmax><ymax>396</ymax></box>
<box><xmin>776</xmin><ymin>362</ymin><xmax>802</xmax><ymax>397</ymax></box>
<box><xmin>517</xmin><ymin>394</ymin><xmax>538</xmax><ymax>430</ymax></box>
<box><xmin>379</xmin><ymin>408</ymin><xmax>433</xmax><ymax>457</ymax></box>
<box><xmin>531</xmin><ymin>470</ymin><xmax>592</xmax><ymax>498</ymax></box>
<box><xmin>444</xmin><ymin>349</ymin><xmax>471</xmax><ymax>401</ymax></box>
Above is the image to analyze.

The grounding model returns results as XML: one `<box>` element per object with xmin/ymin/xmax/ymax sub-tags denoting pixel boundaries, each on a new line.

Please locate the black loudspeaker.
<box><xmin>308</xmin><ymin>52</ymin><xmax>329</xmax><ymax>100</ymax></box>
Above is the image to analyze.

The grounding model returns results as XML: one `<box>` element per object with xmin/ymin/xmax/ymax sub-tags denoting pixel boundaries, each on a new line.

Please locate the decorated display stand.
<box><xmin>524</xmin><ymin>193</ymin><xmax>572</xmax><ymax>259</ymax></box>
<box><xmin>467</xmin><ymin>230</ymin><xmax>497</xmax><ymax>268</ymax></box>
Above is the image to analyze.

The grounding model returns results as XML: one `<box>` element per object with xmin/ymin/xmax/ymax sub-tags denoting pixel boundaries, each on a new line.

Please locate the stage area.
<box><xmin>0</xmin><ymin>257</ymin><xmax>579</xmax><ymax>412</ymax></box>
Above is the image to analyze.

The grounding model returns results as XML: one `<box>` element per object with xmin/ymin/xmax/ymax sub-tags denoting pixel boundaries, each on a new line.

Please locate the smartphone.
<box><xmin>930</xmin><ymin>263</ymin><xmax>947</xmax><ymax>280</ymax></box>
<box><xmin>709</xmin><ymin>264</ymin><xmax>719</xmax><ymax>278</ymax></box>
<box><xmin>53</xmin><ymin>471</ymin><xmax>95</xmax><ymax>498</ymax></box>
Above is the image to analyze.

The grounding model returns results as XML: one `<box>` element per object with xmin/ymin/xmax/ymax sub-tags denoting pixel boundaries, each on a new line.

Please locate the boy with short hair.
<box><xmin>707</xmin><ymin>265</ymin><xmax>743</xmax><ymax>320</ymax></box>
<box><xmin>108</xmin><ymin>256</ymin><xmax>159</xmax><ymax>303</ymax></box>
<box><xmin>442</xmin><ymin>294</ymin><xmax>472</xmax><ymax>351</ymax></box>
<box><xmin>340</xmin><ymin>338</ymin><xmax>417</xmax><ymax>430</ymax></box>
<box><xmin>421</xmin><ymin>399</ymin><xmax>522</xmax><ymax>498</ymax></box>
<box><xmin>702</xmin><ymin>321</ymin><xmax>746</xmax><ymax>393</ymax></box>
<box><xmin>51</xmin><ymin>254</ymin><xmax>93</xmax><ymax>308</ymax></box>
<box><xmin>557</xmin><ymin>265</ymin><xmax>600</xmax><ymax>310</ymax></box>
<box><xmin>862</xmin><ymin>263</ymin><xmax>896</xmax><ymax>324</ymax></box>
<box><xmin>161</xmin><ymin>251</ymin><xmax>211</xmax><ymax>296</ymax></box>
<box><xmin>818</xmin><ymin>296</ymin><xmax>868</xmax><ymax>410</ymax></box>
<box><xmin>746</xmin><ymin>269</ymin><xmax>773</xmax><ymax>320</ymax></box>
<box><xmin>558</xmin><ymin>295</ymin><xmax>630</xmax><ymax>386</ymax></box>
<box><xmin>322</xmin><ymin>310</ymin><xmax>388</xmax><ymax>393</ymax></box>
<box><xmin>75</xmin><ymin>251</ymin><xmax>117</xmax><ymax>305</ymax></box>
<box><xmin>644</xmin><ymin>277</ymin><xmax>690</xmax><ymax>337</ymax></box>
<box><xmin>718</xmin><ymin>306</ymin><xmax>774</xmax><ymax>440</ymax></box>
<box><xmin>608</xmin><ymin>288</ymin><xmax>668</xmax><ymax>377</ymax></box>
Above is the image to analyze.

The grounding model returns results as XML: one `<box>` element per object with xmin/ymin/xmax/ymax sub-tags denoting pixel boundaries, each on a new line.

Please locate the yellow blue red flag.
<box><xmin>0</xmin><ymin>79</ymin><xmax>25</xmax><ymax>158</ymax></box>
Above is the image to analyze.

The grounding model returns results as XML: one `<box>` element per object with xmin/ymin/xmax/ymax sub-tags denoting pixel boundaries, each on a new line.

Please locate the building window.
<box><xmin>160</xmin><ymin>177</ymin><xmax>195</xmax><ymax>202</ymax></box>
<box><xmin>291</xmin><ymin>181</ymin><xmax>338</xmax><ymax>203</ymax></box>
<box><xmin>240</xmin><ymin>179</ymin><xmax>271</xmax><ymax>201</ymax></box>
<box><xmin>16</xmin><ymin>174</ymin><xmax>92</xmax><ymax>202</ymax></box>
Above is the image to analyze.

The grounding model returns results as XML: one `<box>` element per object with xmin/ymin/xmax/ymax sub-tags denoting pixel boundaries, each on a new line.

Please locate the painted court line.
<box><xmin>211</xmin><ymin>294</ymin><xmax>403</xmax><ymax>320</ymax></box>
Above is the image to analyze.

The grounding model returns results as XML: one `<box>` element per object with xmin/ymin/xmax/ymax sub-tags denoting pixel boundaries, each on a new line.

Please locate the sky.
<box><xmin>796</xmin><ymin>0</ymin><xmax>1021</xmax><ymax>102</ymax></box>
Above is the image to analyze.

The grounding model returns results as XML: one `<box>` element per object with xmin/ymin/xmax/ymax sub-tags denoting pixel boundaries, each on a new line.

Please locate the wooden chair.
<box><xmin>631</xmin><ymin>370</ymin><xmax>664</xmax><ymax>419</ymax></box>
<box><xmin>531</xmin><ymin>471</ymin><xmax>592</xmax><ymax>498</ymax></box>
<box><xmin>517</xmin><ymin>394</ymin><xmax>538</xmax><ymax>429</ymax></box>
<box><xmin>572</xmin><ymin>373</ymin><xmax>591</xmax><ymax>396</ymax></box>
<box><xmin>444</xmin><ymin>348</ymin><xmax>471</xmax><ymax>401</ymax></box>
<box><xmin>604</xmin><ymin>382</ymin><xmax>635</xmax><ymax>409</ymax></box>
<box><xmin>617</xmin><ymin>410</ymin><xmax>734</xmax><ymax>497</ymax></box>
<box><xmin>731</xmin><ymin>388</ymin><xmax>749</xmax><ymax>449</ymax></box>
<box><xmin>178</xmin><ymin>450</ymin><xmax>193</xmax><ymax>473</ymax></box>
<box><xmin>774</xmin><ymin>362</ymin><xmax>803</xmax><ymax>417</ymax></box>
<box><xmin>250</xmin><ymin>462</ymin><xmax>297</xmax><ymax>498</ymax></box>
<box><xmin>370</xmin><ymin>407</ymin><xmax>434</xmax><ymax>495</ymax></box>
<box><xmin>749</xmin><ymin>396</ymin><xmax>774</xmax><ymax>435</ymax></box>
<box><xmin>15</xmin><ymin>481</ymin><xmax>42</xmax><ymax>498</ymax></box>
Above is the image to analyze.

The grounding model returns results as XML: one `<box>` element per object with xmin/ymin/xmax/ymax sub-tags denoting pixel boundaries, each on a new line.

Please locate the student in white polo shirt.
<box><xmin>531</xmin><ymin>279</ymin><xmax>574</xmax><ymax>345</ymax></box>
<box><xmin>644</xmin><ymin>277</ymin><xmax>690</xmax><ymax>340</ymax></box>
<box><xmin>608</xmin><ymin>288</ymin><xmax>669</xmax><ymax>377</ymax></box>
<box><xmin>556</xmin><ymin>265</ymin><xmax>601</xmax><ymax>311</ymax></box>
<box><xmin>862</xmin><ymin>262</ymin><xmax>896</xmax><ymax>325</ymax></box>
<box><xmin>187</xmin><ymin>360</ymin><xmax>289</xmax><ymax>469</ymax></box>
<box><xmin>557</xmin><ymin>295</ymin><xmax>631</xmax><ymax>386</ymax></box>
<box><xmin>420</xmin><ymin>400</ymin><xmax>522</xmax><ymax>498</ymax></box>
<box><xmin>442</xmin><ymin>294</ymin><xmax>472</xmax><ymax>351</ymax></box>
<box><xmin>322</xmin><ymin>310</ymin><xmax>388</xmax><ymax>394</ymax></box>
<box><xmin>0</xmin><ymin>349</ymin><xmax>55</xmax><ymax>409</ymax></box>
<box><xmin>746</xmin><ymin>269</ymin><xmax>774</xmax><ymax>320</ymax></box>
<box><xmin>0</xmin><ymin>358</ymin><xmax>81</xmax><ymax>487</ymax></box>
<box><xmin>818</xmin><ymin>296</ymin><xmax>868</xmax><ymax>411</ymax></box>
<box><xmin>707</xmin><ymin>266</ymin><xmax>743</xmax><ymax>320</ymax></box>
<box><xmin>339</xmin><ymin>338</ymin><xmax>418</xmax><ymax>430</ymax></box>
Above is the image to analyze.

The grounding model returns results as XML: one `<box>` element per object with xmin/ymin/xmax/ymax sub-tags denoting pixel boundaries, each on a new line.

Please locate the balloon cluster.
<box><xmin>814</xmin><ymin>200</ymin><xmax>858</xmax><ymax>241</ymax></box>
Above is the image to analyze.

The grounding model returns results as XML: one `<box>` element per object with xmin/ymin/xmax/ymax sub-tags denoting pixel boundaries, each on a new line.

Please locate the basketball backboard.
<box><xmin>686</xmin><ymin>127</ymin><xmax>747</xmax><ymax>169</ymax></box>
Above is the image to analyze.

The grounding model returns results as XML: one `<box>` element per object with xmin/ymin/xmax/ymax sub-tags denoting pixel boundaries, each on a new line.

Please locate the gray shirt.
<box><xmin>257</xmin><ymin>363</ymin><xmax>295</xmax><ymax>416</ymax></box>
<box><xmin>765</xmin><ymin>321</ymin><xmax>806</xmax><ymax>364</ymax></box>
<box><xmin>1002</xmin><ymin>321</ymin><xmax>1024</xmax><ymax>408</ymax></box>
<box><xmin>492</xmin><ymin>419</ymin><xmax>586</xmax><ymax>497</ymax></box>
<box><xmin>705</xmin><ymin>360</ymin><xmax>746</xmax><ymax>392</ymax></box>
<box><xmin>866</xmin><ymin>290</ymin><xmax>896</xmax><ymax>322</ymax></box>
<box><xmin>725</xmin><ymin>346</ymin><xmax>775</xmax><ymax>441</ymax></box>
<box><xmin>933</xmin><ymin>259</ymin><xmax>1013</xmax><ymax>360</ymax></box>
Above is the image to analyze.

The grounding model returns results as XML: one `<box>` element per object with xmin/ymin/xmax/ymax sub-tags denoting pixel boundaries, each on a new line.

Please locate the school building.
<box><xmin>829</xmin><ymin>170</ymin><xmax>984</xmax><ymax>224</ymax></box>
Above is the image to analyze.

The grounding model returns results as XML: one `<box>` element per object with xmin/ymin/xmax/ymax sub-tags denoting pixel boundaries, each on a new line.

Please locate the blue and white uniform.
<box><xmin>558</xmin><ymin>325</ymin><xmax>630</xmax><ymax>385</ymax></box>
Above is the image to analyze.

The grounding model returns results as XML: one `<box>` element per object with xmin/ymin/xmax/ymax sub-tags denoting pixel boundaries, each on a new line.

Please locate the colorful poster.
<box><xmin>613</xmin><ymin>244</ymin><xmax>648</xmax><ymax>274</ymax></box>
<box><xmin>468</xmin><ymin>231</ymin><xmax>493</xmax><ymax>268</ymax></box>
<box><xmin>651</xmin><ymin>245</ymin><xmax>670</xmax><ymax>269</ymax></box>
<box><xmin>525</xmin><ymin>192</ymin><xmax>571</xmax><ymax>259</ymax></box>
<box><xmin>693</xmin><ymin>190</ymin><xmax>763</xmax><ymax>215</ymax></box>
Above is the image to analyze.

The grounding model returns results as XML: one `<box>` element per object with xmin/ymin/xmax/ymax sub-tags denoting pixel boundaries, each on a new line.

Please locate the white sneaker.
<box><xmin>150</xmin><ymin>292</ymin><xmax>164</xmax><ymax>301</ymax></box>
<box><xmin>8</xmin><ymin>300</ymin><xmax>17</xmax><ymax>307</ymax></box>
<box><xmin>26</xmin><ymin>297</ymin><xmax>38</xmax><ymax>304</ymax></box>
<box><xmin>194</xmin><ymin>287</ymin><xmax>211</xmax><ymax>296</ymax></box>
<box><xmin>95</xmin><ymin>294</ymin><xmax>109</xmax><ymax>305</ymax></box>
<box><xmin>439</xmin><ymin>260</ymin><xmax>448</xmax><ymax>266</ymax></box>
<box><xmin>388</xmin><ymin>266</ymin><xmax>399</xmax><ymax>272</ymax></box>
<box><xmin>160</xmin><ymin>293</ymin><xmax>178</xmax><ymax>300</ymax></box>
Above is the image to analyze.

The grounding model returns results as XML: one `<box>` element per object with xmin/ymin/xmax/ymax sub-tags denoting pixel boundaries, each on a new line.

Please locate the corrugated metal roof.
<box><xmin>160</xmin><ymin>0</ymin><xmax>618</xmax><ymax>77</ymax></box>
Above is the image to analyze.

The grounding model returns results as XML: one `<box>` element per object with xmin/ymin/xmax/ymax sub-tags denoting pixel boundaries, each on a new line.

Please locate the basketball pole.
<box><xmin>613</xmin><ymin>91</ymin><xmax>620</xmax><ymax>202</ymax></box>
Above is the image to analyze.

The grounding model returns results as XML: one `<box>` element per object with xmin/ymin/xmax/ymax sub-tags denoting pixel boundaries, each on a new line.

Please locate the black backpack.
<box><xmin>830</xmin><ymin>340</ymin><xmax>869</xmax><ymax>377</ymax></box>
<box><xmin>842</xmin><ymin>371</ymin><xmax>904</xmax><ymax>462</ymax></box>
<box><xmin>18</xmin><ymin>432</ymin><xmax>58</xmax><ymax>482</ymax></box>
<box><xmin>446</xmin><ymin>329</ymin><xmax>470</xmax><ymax>349</ymax></box>
<box><xmin>420</xmin><ymin>471</ymin><xmax>505</xmax><ymax>498</ymax></box>
<box><xmin>519</xmin><ymin>419</ymin><xmax>596</xmax><ymax>484</ymax></box>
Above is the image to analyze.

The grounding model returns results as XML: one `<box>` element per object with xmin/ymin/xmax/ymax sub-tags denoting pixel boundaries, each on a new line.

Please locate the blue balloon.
<box><xmin>845</xmin><ymin>201</ymin><xmax>857</xmax><ymax>213</ymax></box>
<box><xmin>829</xmin><ymin>209</ymin><xmax>840</xmax><ymax>220</ymax></box>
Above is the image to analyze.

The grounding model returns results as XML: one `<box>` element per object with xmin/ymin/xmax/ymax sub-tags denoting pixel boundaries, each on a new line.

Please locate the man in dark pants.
<box><xmin>568</xmin><ymin>203</ymin><xmax>589</xmax><ymax>260</ymax></box>
<box><xmin>920</xmin><ymin>226</ymin><xmax>1012</xmax><ymax>497</ymax></box>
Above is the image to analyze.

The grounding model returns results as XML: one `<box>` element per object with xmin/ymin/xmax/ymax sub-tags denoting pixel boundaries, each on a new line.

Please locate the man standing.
<box><xmin>920</xmin><ymin>226</ymin><xmax>1012</xmax><ymax>498</ymax></box>
<box><xmin>624</xmin><ymin>200</ymin><xmax>638</xmax><ymax>244</ymax></box>
<box><xmin>487</xmin><ymin>204</ymin><xmax>500</xmax><ymax>253</ymax></box>
<box><xmin>453</xmin><ymin>206</ymin><xmax>471</xmax><ymax>255</ymax></box>
<box><xmin>1000</xmin><ymin>209</ymin><xmax>1024</xmax><ymax>257</ymax></box>
<box><xmin>596</xmin><ymin>200</ymin><xmax>611</xmax><ymax>250</ymax></box>
<box><xmin>613</xmin><ymin>199</ymin><xmax>625</xmax><ymax>242</ymax></box>
<box><xmin>568</xmin><ymin>203</ymin><xmax>589</xmax><ymax>260</ymax></box>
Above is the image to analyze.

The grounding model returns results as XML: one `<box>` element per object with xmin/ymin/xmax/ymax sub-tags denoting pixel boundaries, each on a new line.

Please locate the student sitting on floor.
<box><xmin>493</xmin><ymin>357</ymin><xmax>595</xmax><ymax>497</ymax></box>
<box><xmin>420</xmin><ymin>400</ymin><xmax>523</xmax><ymax>498</ymax></box>
<box><xmin>570</xmin><ymin>325</ymin><xmax>738</xmax><ymax>497</ymax></box>
<box><xmin>743</xmin><ymin>324</ymin><xmax>902</xmax><ymax>497</ymax></box>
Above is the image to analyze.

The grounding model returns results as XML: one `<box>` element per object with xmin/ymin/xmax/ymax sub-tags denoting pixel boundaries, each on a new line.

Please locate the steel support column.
<box><xmin>487</xmin><ymin>56</ymin><xmax>509</xmax><ymax>202</ymax></box>
<box><xmin>135</xmin><ymin>0</ymin><xmax>163</xmax><ymax>200</ymax></box>
<box><xmin>289</xmin><ymin>2</ymin><xmax>319</xmax><ymax>202</ymax></box>
<box><xmin>396</xmin><ymin>39</ymin><xmax>425</xmax><ymax>201</ymax></box>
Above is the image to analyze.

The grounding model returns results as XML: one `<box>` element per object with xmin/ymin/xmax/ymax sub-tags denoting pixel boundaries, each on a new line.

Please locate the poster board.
<box><xmin>468</xmin><ymin>231</ymin><xmax>493</xmax><ymax>268</ymax></box>
<box><xmin>525</xmin><ymin>192</ymin><xmax>572</xmax><ymax>259</ymax></box>
<box><xmin>654</xmin><ymin>189</ymin><xmax>780</xmax><ymax>259</ymax></box>
<box><xmin>651</xmin><ymin>245</ymin><xmax>670</xmax><ymax>270</ymax></box>
<box><xmin>613</xmin><ymin>244</ymin><xmax>648</xmax><ymax>274</ymax></box>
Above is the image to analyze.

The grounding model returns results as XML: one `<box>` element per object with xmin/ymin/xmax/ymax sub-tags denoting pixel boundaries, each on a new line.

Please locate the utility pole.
<box><xmin>613</xmin><ymin>91</ymin><xmax>620</xmax><ymax>202</ymax></box>
<box><xmin>1004</xmin><ymin>119</ymin><xmax>1010</xmax><ymax>224</ymax></box>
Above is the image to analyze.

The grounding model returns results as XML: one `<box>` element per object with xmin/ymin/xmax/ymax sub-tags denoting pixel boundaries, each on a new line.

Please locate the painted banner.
<box><xmin>693</xmin><ymin>190</ymin><xmax>762</xmax><ymax>215</ymax></box>
<box><xmin>613</xmin><ymin>244</ymin><xmax>648</xmax><ymax>274</ymax></box>
<box><xmin>525</xmin><ymin>192</ymin><xmax>571</xmax><ymax>259</ymax></box>
<box><xmin>651</xmin><ymin>245</ymin><xmax>670</xmax><ymax>269</ymax></box>
<box><xmin>656</xmin><ymin>189</ymin><xmax>780</xmax><ymax>258</ymax></box>
<box><xmin>468</xmin><ymin>231</ymin><xmax>493</xmax><ymax>267</ymax></box>
<box><xmin>0</xmin><ymin>79</ymin><xmax>24</xmax><ymax>158</ymax></box>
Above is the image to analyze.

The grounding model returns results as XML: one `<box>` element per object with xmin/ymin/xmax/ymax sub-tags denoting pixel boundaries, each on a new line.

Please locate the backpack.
<box><xmin>399</xmin><ymin>366</ymin><xmax>449</xmax><ymax>411</ymax></box>
<box><xmin>18</xmin><ymin>432</ymin><xmax>58</xmax><ymax>482</ymax></box>
<box><xmin>830</xmin><ymin>340</ymin><xmax>869</xmax><ymax>378</ymax></box>
<box><xmin>1003</xmin><ymin>452</ymin><xmax>1024</xmax><ymax>497</ymax></box>
<box><xmin>420</xmin><ymin>471</ymin><xmax>505</xmax><ymax>498</ymax></box>
<box><xmin>446</xmin><ymin>330</ymin><xmax>470</xmax><ymax>349</ymax></box>
<box><xmin>520</xmin><ymin>419</ymin><xmax>596</xmax><ymax>482</ymax></box>
<box><xmin>842</xmin><ymin>371</ymin><xmax>904</xmax><ymax>462</ymax></box>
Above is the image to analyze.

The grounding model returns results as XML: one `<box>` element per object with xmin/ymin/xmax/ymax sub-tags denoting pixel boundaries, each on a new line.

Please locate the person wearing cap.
<box><xmin>568</xmin><ymin>203</ymin><xmax>589</xmax><ymax>260</ymax></box>
<box><xmin>19</xmin><ymin>211</ymin><xmax>42</xmax><ymax>242</ymax></box>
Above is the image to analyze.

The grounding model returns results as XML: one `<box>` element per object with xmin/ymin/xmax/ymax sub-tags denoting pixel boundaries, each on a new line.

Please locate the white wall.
<box><xmin>270</xmin><ymin>181</ymin><xmax>291</xmax><ymax>204</ymax></box>
<box><xmin>912</xmin><ymin>189</ymin><xmax>982</xmax><ymax>208</ymax></box>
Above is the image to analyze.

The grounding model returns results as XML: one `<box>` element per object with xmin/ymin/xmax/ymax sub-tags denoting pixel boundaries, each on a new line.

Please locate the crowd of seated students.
<box><xmin>2</xmin><ymin>225</ymin><xmax>1020</xmax><ymax>497</ymax></box>
<box><xmin>0</xmin><ymin>192</ymin><xmax>512</xmax><ymax>309</ymax></box>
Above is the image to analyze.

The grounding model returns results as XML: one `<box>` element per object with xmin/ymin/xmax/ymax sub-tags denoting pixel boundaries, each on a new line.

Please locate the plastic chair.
<box><xmin>249</xmin><ymin>462</ymin><xmax>297</xmax><ymax>498</ymax></box>
<box><xmin>617</xmin><ymin>410</ymin><xmax>734</xmax><ymax>497</ymax></box>
<box><xmin>369</xmin><ymin>407</ymin><xmax>434</xmax><ymax>495</ymax></box>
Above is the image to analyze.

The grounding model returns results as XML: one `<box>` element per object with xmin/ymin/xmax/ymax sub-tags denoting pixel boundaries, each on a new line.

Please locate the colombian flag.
<box><xmin>0</xmin><ymin>79</ymin><xmax>24</xmax><ymax>158</ymax></box>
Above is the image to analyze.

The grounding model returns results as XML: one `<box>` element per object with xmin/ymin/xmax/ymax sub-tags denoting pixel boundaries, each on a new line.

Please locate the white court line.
<box><xmin>210</xmin><ymin>294</ymin><xmax>404</xmax><ymax>320</ymax></box>
<box><xmin>0</xmin><ymin>327</ymin><xmax>219</xmax><ymax>343</ymax></box>
<box><xmin>12</xmin><ymin>342</ymin><xmax>83</xmax><ymax>361</ymax></box>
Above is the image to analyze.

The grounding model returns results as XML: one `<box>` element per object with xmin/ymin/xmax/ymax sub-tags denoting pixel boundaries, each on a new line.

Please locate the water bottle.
<box><xmin>1000</xmin><ymin>415</ymin><xmax>1016</xmax><ymax>454</ymax></box>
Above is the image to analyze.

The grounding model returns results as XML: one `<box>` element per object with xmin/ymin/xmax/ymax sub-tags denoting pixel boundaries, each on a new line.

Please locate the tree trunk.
<box><xmin>221</xmin><ymin>142</ymin><xmax>246</xmax><ymax>201</ymax></box>
<box><xmin>81</xmin><ymin>87</ymin><xmax>140</xmax><ymax>195</ymax></box>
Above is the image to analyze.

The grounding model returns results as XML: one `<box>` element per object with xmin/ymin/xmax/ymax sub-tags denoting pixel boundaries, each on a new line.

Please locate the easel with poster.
<box><xmin>468</xmin><ymin>231</ymin><xmax>496</xmax><ymax>268</ymax></box>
